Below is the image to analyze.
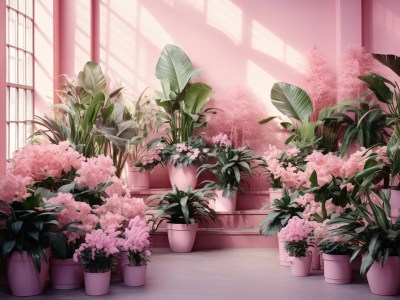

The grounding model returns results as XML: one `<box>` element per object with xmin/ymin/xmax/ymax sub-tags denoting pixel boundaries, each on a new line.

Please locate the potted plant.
<box><xmin>73</xmin><ymin>227</ymin><xmax>120</xmax><ymax>296</ymax></box>
<box><xmin>328</xmin><ymin>190</ymin><xmax>400</xmax><ymax>295</ymax></box>
<box><xmin>259</xmin><ymin>190</ymin><xmax>304</xmax><ymax>266</ymax></box>
<box><xmin>162</xmin><ymin>136</ymin><xmax>210</xmax><ymax>190</ymax></box>
<box><xmin>153</xmin><ymin>44</ymin><xmax>215</xmax><ymax>188</ymax></box>
<box><xmin>279</xmin><ymin>217</ymin><xmax>314</xmax><ymax>276</ymax></box>
<box><xmin>118</xmin><ymin>216</ymin><xmax>151</xmax><ymax>287</ymax></box>
<box><xmin>0</xmin><ymin>173</ymin><xmax>69</xmax><ymax>296</ymax></box>
<box><xmin>147</xmin><ymin>186</ymin><xmax>217</xmax><ymax>253</ymax></box>
<box><xmin>197</xmin><ymin>134</ymin><xmax>257</xmax><ymax>211</ymax></box>
<box><xmin>318</xmin><ymin>238</ymin><xmax>352</xmax><ymax>284</ymax></box>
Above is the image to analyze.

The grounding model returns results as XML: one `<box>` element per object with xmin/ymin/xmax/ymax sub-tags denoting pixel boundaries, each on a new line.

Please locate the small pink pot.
<box><xmin>50</xmin><ymin>258</ymin><xmax>83</xmax><ymax>289</ymax></box>
<box><xmin>291</xmin><ymin>255</ymin><xmax>312</xmax><ymax>277</ymax></box>
<box><xmin>310</xmin><ymin>242</ymin><xmax>320</xmax><ymax>270</ymax></box>
<box><xmin>167</xmin><ymin>223</ymin><xmax>198</xmax><ymax>253</ymax></box>
<box><xmin>127</xmin><ymin>166</ymin><xmax>150</xmax><ymax>191</ymax></box>
<box><xmin>84</xmin><ymin>270</ymin><xmax>111</xmax><ymax>296</ymax></box>
<box><xmin>167</xmin><ymin>164</ymin><xmax>197</xmax><ymax>190</ymax></box>
<box><xmin>322</xmin><ymin>253</ymin><xmax>351</xmax><ymax>284</ymax></box>
<box><xmin>366</xmin><ymin>256</ymin><xmax>400</xmax><ymax>296</ymax></box>
<box><xmin>124</xmin><ymin>265</ymin><xmax>147</xmax><ymax>287</ymax></box>
<box><xmin>215</xmin><ymin>190</ymin><xmax>237</xmax><ymax>212</ymax></box>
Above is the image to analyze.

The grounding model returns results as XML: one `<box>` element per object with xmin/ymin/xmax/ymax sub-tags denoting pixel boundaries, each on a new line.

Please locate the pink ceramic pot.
<box><xmin>310</xmin><ymin>242</ymin><xmax>320</xmax><ymax>270</ymax></box>
<box><xmin>127</xmin><ymin>166</ymin><xmax>150</xmax><ymax>191</ymax></box>
<box><xmin>167</xmin><ymin>164</ymin><xmax>197</xmax><ymax>190</ymax></box>
<box><xmin>382</xmin><ymin>189</ymin><xmax>400</xmax><ymax>221</ymax></box>
<box><xmin>167</xmin><ymin>223</ymin><xmax>198</xmax><ymax>253</ymax></box>
<box><xmin>322</xmin><ymin>254</ymin><xmax>351</xmax><ymax>284</ymax></box>
<box><xmin>278</xmin><ymin>235</ymin><xmax>291</xmax><ymax>267</ymax></box>
<box><xmin>84</xmin><ymin>270</ymin><xmax>111</xmax><ymax>296</ymax></box>
<box><xmin>7</xmin><ymin>250</ymin><xmax>49</xmax><ymax>296</ymax></box>
<box><xmin>291</xmin><ymin>255</ymin><xmax>312</xmax><ymax>277</ymax></box>
<box><xmin>123</xmin><ymin>265</ymin><xmax>147</xmax><ymax>287</ymax></box>
<box><xmin>119</xmin><ymin>251</ymin><xmax>130</xmax><ymax>280</ymax></box>
<box><xmin>366</xmin><ymin>256</ymin><xmax>400</xmax><ymax>296</ymax></box>
<box><xmin>50</xmin><ymin>258</ymin><xmax>83</xmax><ymax>289</ymax></box>
<box><xmin>215</xmin><ymin>190</ymin><xmax>237</xmax><ymax>212</ymax></box>
<box><xmin>269</xmin><ymin>188</ymin><xmax>282</xmax><ymax>202</ymax></box>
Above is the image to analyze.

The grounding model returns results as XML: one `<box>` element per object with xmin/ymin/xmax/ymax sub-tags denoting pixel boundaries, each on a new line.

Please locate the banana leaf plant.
<box><xmin>327</xmin><ymin>190</ymin><xmax>400</xmax><ymax>279</ymax></box>
<box><xmin>154</xmin><ymin>44</ymin><xmax>215</xmax><ymax>144</ymax></box>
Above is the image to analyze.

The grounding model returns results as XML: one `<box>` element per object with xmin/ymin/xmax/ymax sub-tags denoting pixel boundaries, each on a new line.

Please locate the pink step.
<box><xmin>201</xmin><ymin>210</ymin><xmax>266</xmax><ymax>229</ymax></box>
<box><xmin>150</xmin><ymin>228</ymin><xmax>278</xmax><ymax>249</ymax></box>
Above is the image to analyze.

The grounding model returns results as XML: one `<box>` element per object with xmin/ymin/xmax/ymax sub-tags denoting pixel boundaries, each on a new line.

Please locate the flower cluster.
<box><xmin>118</xmin><ymin>216</ymin><xmax>151</xmax><ymax>266</ymax></box>
<box><xmin>212</xmin><ymin>133</ymin><xmax>232</xmax><ymax>148</ymax></box>
<box><xmin>135</xmin><ymin>143</ymin><xmax>164</xmax><ymax>171</ymax></box>
<box><xmin>162</xmin><ymin>136</ymin><xmax>209</xmax><ymax>167</ymax></box>
<box><xmin>73</xmin><ymin>226</ymin><xmax>120</xmax><ymax>272</ymax></box>
<box><xmin>0</xmin><ymin>173</ymin><xmax>30</xmax><ymax>203</ymax></box>
<box><xmin>279</xmin><ymin>217</ymin><xmax>314</xmax><ymax>257</ymax></box>
<box><xmin>11</xmin><ymin>141</ymin><xmax>83</xmax><ymax>181</ymax></box>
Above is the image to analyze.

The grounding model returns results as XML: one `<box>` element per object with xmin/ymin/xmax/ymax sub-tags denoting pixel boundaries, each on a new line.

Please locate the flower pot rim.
<box><xmin>84</xmin><ymin>269</ymin><xmax>112</xmax><ymax>274</ymax></box>
<box><xmin>167</xmin><ymin>223</ymin><xmax>198</xmax><ymax>230</ymax></box>
<box><xmin>322</xmin><ymin>253</ymin><xmax>350</xmax><ymax>261</ymax></box>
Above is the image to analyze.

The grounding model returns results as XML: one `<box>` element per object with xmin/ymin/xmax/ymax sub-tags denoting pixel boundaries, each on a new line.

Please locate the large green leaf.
<box><xmin>373</xmin><ymin>53</ymin><xmax>400</xmax><ymax>77</ymax></box>
<box><xmin>77</xmin><ymin>61</ymin><xmax>107</xmax><ymax>94</ymax></box>
<box><xmin>270</xmin><ymin>82</ymin><xmax>313</xmax><ymax>121</ymax></box>
<box><xmin>155</xmin><ymin>45</ymin><xmax>201</xmax><ymax>95</ymax></box>
<box><xmin>359</xmin><ymin>73</ymin><xmax>394</xmax><ymax>104</ymax></box>
<box><xmin>183</xmin><ymin>83</ymin><xmax>212</xmax><ymax>114</ymax></box>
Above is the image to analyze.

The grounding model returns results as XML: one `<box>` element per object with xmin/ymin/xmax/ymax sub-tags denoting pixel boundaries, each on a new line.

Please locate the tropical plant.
<box><xmin>197</xmin><ymin>143</ymin><xmax>258</xmax><ymax>198</ymax></box>
<box><xmin>318</xmin><ymin>239</ymin><xmax>352</xmax><ymax>255</ymax></box>
<box><xmin>154</xmin><ymin>44</ymin><xmax>215</xmax><ymax>144</ymax></box>
<box><xmin>327</xmin><ymin>190</ymin><xmax>400</xmax><ymax>279</ymax></box>
<box><xmin>279</xmin><ymin>216</ymin><xmax>314</xmax><ymax>257</ymax></box>
<box><xmin>259</xmin><ymin>190</ymin><xmax>304</xmax><ymax>236</ymax></box>
<box><xmin>0</xmin><ymin>192</ymin><xmax>72</xmax><ymax>271</ymax></box>
<box><xmin>146</xmin><ymin>186</ymin><xmax>217</xmax><ymax>231</ymax></box>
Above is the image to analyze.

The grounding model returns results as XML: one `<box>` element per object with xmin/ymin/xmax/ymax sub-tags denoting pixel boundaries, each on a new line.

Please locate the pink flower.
<box><xmin>119</xmin><ymin>216</ymin><xmax>150</xmax><ymax>253</ymax></box>
<box><xmin>173</xmin><ymin>154</ymin><xmax>180</xmax><ymax>160</ymax></box>
<box><xmin>279</xmin><ymin>217</ymin><xmax>314</xmax><ymax>242</ymax></box>
<box><xmin>0</xmin><ymin>172</ymin><xmax>30</xmax><ymax>203</ymax></box>
<box><xmin>74</xmin><ymin>155</ymin><xmax>116</xmax><ymax>190</ymax></box>
<box><xmin>212</xmin><ymin>133</ymin><xmax>232</xmax><ymax>147</ymax></box>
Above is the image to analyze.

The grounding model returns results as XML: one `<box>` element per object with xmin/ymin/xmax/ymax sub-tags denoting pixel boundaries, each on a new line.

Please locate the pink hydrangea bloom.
<box><xmin>74</xmin><ymin>155</ymin><xmax>116</xmax><ymax>189</ymax></box>
<box><xmin>119</xmin><ymin>216</ymin><xmax>150</xmax><ymax>253</ymax></box>
<box><xmin>0</xmin><ymin>172</ymin><xmax>30</xmax><ymax>203</ymax></box>
<box><xmin>279</xmin><ymin>217</ymin><xmax>314</xmax><ymax>242</ymax></box>
<box><xmin>212</xmin><ymin>133</ymin><xmax>232</xmax><ymax>147</ymax></box>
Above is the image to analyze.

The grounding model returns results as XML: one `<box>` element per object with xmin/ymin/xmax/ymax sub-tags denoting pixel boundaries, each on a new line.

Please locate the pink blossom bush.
<box><xmin>279</xmin><ymin>217</ymin><xmax>314</xmax><ymax>257</ymax></box>
<box><xmin>162</xmin><ymin>136</ymin><xmax>209</xmax><ymax>167</ymax></box>
<box><xmin>0</xmin><ymin>173</ymin><xmax>30</xmax><ymax>203</ymax></box>
<box><xmin>12</xmin><ymin>141</ymin><xmax>83</xmax><ymax>181</ymax></box>
<box><xmin>118</xmin><ymin>216</ymin><xmax>151</xmax><ymax>266</ymax></box>
<box><xmin>73</xmin><ymin>226</ymin><xmax>121</xmax><ymax>272</ymax></box>
<box><xmin>212</xmin><ymin>133</ymin><xmax>232</xmax><ymax>148</ymax></box>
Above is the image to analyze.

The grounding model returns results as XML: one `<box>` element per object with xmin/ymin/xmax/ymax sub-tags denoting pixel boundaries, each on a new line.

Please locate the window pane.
<box><xmin>9</xmin><ymin>123</ymin><xmax>17</xmax><ymax>157</ymax></box>
<box><xmin>18</xmin><ymin>50</ymin><xmax>25</xmax><ymax>85</ymax></box>
<box><xmin>6</xmin><ymin>87</ymin><xmax>10</xmax><ymax>121</ymax></box>
<box><xmin>8</xmin><ymin>9</ymin><xmax>17</xmax><ymax>47</ymax></box>
<box><xmin>8</xmin><ymin>0</ymin><xmax>17</xmax><ymax>10</ymax></box>
<box><xmin>26</xmin><ymin>19</ymin><xmax>32</xmax><ymax>52</ymax></box>
<box><xmin>18</xmin><ymin>89</ymin><xmax>26</xmax><ymax>121</ymax></box>
<box><xmin>19</xmin><ymin>0</ymin><xmax>26</xmax><ymax>15</ymax></box>
<box><xmin>25</xmin><ymin>0</ymin><xmax>33</xmax><ymax>18</ymax></box>
<box><xmin>6</xmin><ymin>8</ymin><xmax>9</xmax><ymax>44</ymax></box>
<box><xmin>18</xmin><ymin>123</ymin><xmax>26</xmax><ymax>150</ymax></box>
<box><xmin>9</xmin><ymin>87</ymin><xmax>17</xmax><ymax>121</ymax></box>
<box><xmin>6</xmin><ymin>124</ymin><xmax>10</xmax><ymax>159</ymax></box>
<box><xmin>6</xmin><ymin>47</ymin><xmax>9</xmax><ymax>82</ymax></box>
<box><xmin>8</xmin><ymin>47</ymin><xmax>16</xmax><ymax>84</ymax></box>
<box><xmin>26</xmin><ymin>53</ymin><xmax>33</xmax><ymax>86</ymax></box>
<box><xmin>26</xmin><ymin>90</ymin><xmax>33</xmax><ymax>119</ymax></box>
<box><xmin>18</xmin><ymin>14</ymin><xmax>25</xmax><ymax>49</ymax></box>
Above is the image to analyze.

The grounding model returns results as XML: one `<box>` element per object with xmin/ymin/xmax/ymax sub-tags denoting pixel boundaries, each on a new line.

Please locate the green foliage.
<box><xmin>154</xmin><ymin>45</ymin><xmax>215</xmax><ymax>144</ymax></box>
<box><xmin>318</xmin><ymin>239</ymin><xmax>351</xmax><ymax>255</ymax></box>
<box><xmin>128</xmin><ymin>250</ymin><xmax>150</xmax><ymax>266</ymax></box>
<box><xmin>162</xmin><ymin>136</ymin><xmax>209</xmax><ymax>167</ymax></box>
<box><xmin>285</xmin><ymin>240</ymin><xmax>313</xmax><ymax>257</ymax></box>
<box><xmin>259</xmin><ymin>190</ymin><xmax>304</xmax><ymax>236</ymax></box>
<box><xmin>0</xmin><ymin>195</ymin><xmax>69</xmax><ymax>271</ymax></box>
<box><xmin>79</xmin><ymin>248</ymin><xmax>116</xmax><ymax>273</ymax></box>
<box><xmin>197</xmin><ymin>145</ymin><xmax>258</xmax><ymax>197</ymax></box>
<box><xmin>146</xmin><ymin>186</ymin><xmax>218</xmax><ymax>231</ymax></box>
<box><xmin>327</xmin><ymin>190</ymin><xmax>400</xmax><ymax>279</ymax></box>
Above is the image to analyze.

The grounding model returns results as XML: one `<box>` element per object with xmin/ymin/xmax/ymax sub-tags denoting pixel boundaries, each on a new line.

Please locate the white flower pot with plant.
<box><xmin>279</xmin><ymin>217</ymin><xmax>314</xmax><ymax>276</ymax></box>
<box><xmin>147</xmin><ymin>186</ymin><xmax>218</xmax><ymax>253</ymax></box>
<box><xmin>118</xmin><ymin>216</ymin><xmax>151</xmax><ymax>286</ymax></box>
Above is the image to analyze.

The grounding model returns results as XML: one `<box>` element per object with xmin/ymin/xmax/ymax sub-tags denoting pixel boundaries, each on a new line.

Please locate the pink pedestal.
<box><xmin>167</xmin><ymin>164</ymin><xmax>198</xmax><ymax>190</ymax></box>
<box><xmin>50</xmin><ymin>258</ymin><xmax>83</xmax><ymax>289</ymax></box>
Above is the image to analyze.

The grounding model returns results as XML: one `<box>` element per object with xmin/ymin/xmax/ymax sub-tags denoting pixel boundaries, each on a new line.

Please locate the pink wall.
<box><xmin>0</xmin><ymin>2</ymin><xmax>6</xmax><ymax>174</ymax></box>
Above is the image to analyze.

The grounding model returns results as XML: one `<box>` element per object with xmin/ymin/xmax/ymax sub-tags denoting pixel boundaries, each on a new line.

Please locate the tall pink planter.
<box><xmin>278</xmin><ymin>235</ymin><xmax>291</xmax><ymax>266</ymax></box>
<box><xmin>167</xmin><ymin>223</ymin><xmax>198</xmax><ymax>253</ymax></box>
<box><xmin>167</xmin><ymin>164</ymin><xmax>197</xmax><ymax>190</ymax></box>
<box><xmin>124</xmin><ymin>265</ymin><xmax>147</xmax><ymax>286</ymax></box>
<box><xmin>291</xmin><ymin>255</ymin><xmax>312</xmax><ymax>277</ymax></box>
<box><xmin>50</xmin><ymin>258</ymin><xmax>83</xmax><ymax>289</ymax></box>
<box><xmin>84</xmin><ymin>271</ymin><xmax>111</xmax><ymax>296</ymax></box>
<box><xmin>269</xmin><ymin>188</ymin><xmax>282</xmax><ymax>202</ymax></box>
<box><xmin>322</xmin><ymin>254</ymin><xmax>351</xmax><ymax>284</ymax></box>
<box><xmin>127</xmin><ymin>166</ymin><xmax>150</xmax><ymax>191</ymax></box>
<box><xmin>366</xmin><ymin>256</ymin><xmax>400</xmax><ymax>296</ymax></box>
<box><xmin>215</xmin><ymin>190</ymin><xmax>237</xmax><ymax>212</ymax></box>
<box><xmin>310</xmin><ymin>242</ymin><xmax>320</xmax><ymax>270</ymax></box>
<box><xmin>384</xmin><ymin>189</ymin><xmax>400</xmax><ymax>221</ymax></box>
<box><xmin>7</xmin><ymin>251</ymin><xmax>49</xmax><ymax>296</ymax></box>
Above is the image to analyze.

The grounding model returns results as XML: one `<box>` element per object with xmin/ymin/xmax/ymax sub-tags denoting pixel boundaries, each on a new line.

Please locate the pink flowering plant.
<box><xmin>118</xmin><ymin>216</ymin><xmax>151</xmax><ymax>266</ymax></box>
<box><xmin>161</xmin><ymin>136</ymin><xmax>209</xmax><ymax>167</ymax></box>
<box><xmin>73</xmin><ymin>226</ymin><xmax>120</xmax><ymax>272</ymax></box>
<box><xmin>279</xmin><ymin>217</ymin><xmax>314</xmax><ymax>257</ymax></box>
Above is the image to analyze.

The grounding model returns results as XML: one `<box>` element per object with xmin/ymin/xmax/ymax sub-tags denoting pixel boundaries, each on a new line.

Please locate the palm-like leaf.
<box><xmin>270</xmin><ymin>82</ymin><xmax>313</xmax><ymax>121</ymax></box>
<box><xmin>77</xmin><ymin>61</ymin><xmax>107</xmax><ymax>94</ymax></box>
<box><xmin>373</xmin><ymin>53</ymin><xmax>400</xmax><ymax>77</ymax></box>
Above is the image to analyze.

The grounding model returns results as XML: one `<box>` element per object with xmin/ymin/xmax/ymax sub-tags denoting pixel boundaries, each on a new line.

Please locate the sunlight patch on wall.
<box><xmin>246</xmin><ymin>59</ymin><xmax>275</xmax><ymax>106</ymax></box>
<box><xmin>187</xmin><ymin>0</ymin><xmax>205</xmax><ymax>13</ymax></box>
<box><xmin>139</xmin><ymin>7</ymin><xmax>174</xmax><ymax>49</ymax></box>
<box><xmin>251</xmin><ymin>20</ymin><xmax>303</xmax><ymax>70</ymax></box>
<box><xmin>206</xmin><ymin>0</ymin><xmax>242</xmax><ymax>45</ymax></box>
<box><xmin>75</xmin><ymin>0</ymin><xmax>91</xmax><ymax>73</ymax></box>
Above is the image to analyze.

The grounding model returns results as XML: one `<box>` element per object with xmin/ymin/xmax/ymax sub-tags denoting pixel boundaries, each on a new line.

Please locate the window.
<box><xmin>5</xmin><ymin>0</ymin><xmax>34</xmax><ymax>159</ymax></box>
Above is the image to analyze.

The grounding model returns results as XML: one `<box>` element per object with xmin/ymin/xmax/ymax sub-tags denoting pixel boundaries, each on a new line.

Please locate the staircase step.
<box><xmin>150</xmin><ymin>228</ymin><xmax>277</xmax><ymax>249</ymax></box>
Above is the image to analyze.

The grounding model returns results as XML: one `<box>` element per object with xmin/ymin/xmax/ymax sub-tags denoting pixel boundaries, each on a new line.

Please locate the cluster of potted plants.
<box><xmin>260</xmin><ymin>53</ymin><xmax>400</xmax><ymax>296</ymax></box>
